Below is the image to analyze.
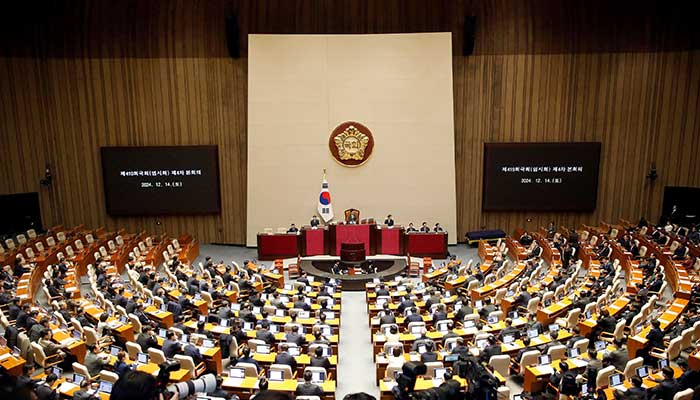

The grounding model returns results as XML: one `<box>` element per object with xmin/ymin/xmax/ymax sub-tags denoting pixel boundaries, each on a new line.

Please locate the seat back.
<box><xmin>668</xmin><ymin>336</ymin><xmax>682</xmax><ymax>360</ymax></box>
<box><xmin>16</xmin><ymin>234</ymin><xmax>27</xmax><ymax>244</ymax></box>
<box><xmin>83</xmin><ymin>327</ymin><xmax>99</xmax><ymax>346</ymax></box>
<box><xmin>547</xmin><ymin>345</ymin><xmax>567</xmax><ymax>360</ymax></box>
<box><xmin>46</xmin><ymin>237</ymin><xmax>56</xmax><ymax>247</ymax></box>
<box><xmin>674</xmin><ymin>388</ymin><xmax>695</xmax><ymax>400</ymax></box>
<box><xmin>623</xmin><ymin>357</ymin><xmax>644</xmax><ymax>379</ymax></box>
<box><xmin>489</xmin><ymin>355</ymin><xmax>510</xmax><ymax>377</ymax></box>
<box><xmin>423</xmin><ymin>361</ymin><xmax>444</xmax><ymax>378</ymax></box>
<box><xmin>125</xmin><ymin>341</ymin><xmax>142</xmax><ymax>360</ymax></box>
<box><xmin>72</xmin><ymin>362</ymin><xmax>93</xmax><ymax>379</ymax></box>
<box><xmin>85</xmin><ymin>233</ymin><xmax>95</xmax><ymax>244</ymax></box>
<box><xmin>270</xmin><ymin>363</ymin><xmax>294</xmax><ymax>379</ymax></box>
<box><xmin>148</xmin><ymin>348</ymin><xmax>167</xmax><ymax>365</ymax></box>
<box><xmin>174</xmin><ymin>355</ymin><xmax>196</xmax><ymax>379</ymax></box>
<box><xmin>596</xmin><ymin>365</ymin><xmax>616</xmax><ymax>388</ymax></box>
<box><xmin>4</xmin><ymin>239</ymin><xmax>15</xmax><ymax>250</ymax></box>
<box><xmin>56</xmin><ymin>232</ymin><xmax>66</xmax><ymax>242</ymax></box>
<box><xmin>27</xmin><ymin>229</ymin><xmax>37</xmax><ymax>239</ymax></box>
<box><xmin>519</xmin><ymin>350</ymin><xmax>541</xmax><ymax>374</ymax></box>
<box><xmin>100</xmin><ymin>370</ymin><xmax>119</xmax><ymax>383</ymax></box>
<box><xmin>573</xmin><ymin>339</ymin><xmax>589</xmax><ymax>356</ymax></box>
<box><xmin>235</xmin><ymin>362</ymin><xmax>259</xmax><ymax>378</ymax></box>
<box><xmin>30</xmin><ymin>343</ymin><xmax>47</xmax><ymax>367</ymax></box>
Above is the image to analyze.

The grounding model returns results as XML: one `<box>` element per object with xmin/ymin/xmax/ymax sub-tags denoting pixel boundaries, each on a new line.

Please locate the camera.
<box><xmin>168</xmin><ymin>373</ymin><xmax>217</xmax><ymax>398</ymax></box>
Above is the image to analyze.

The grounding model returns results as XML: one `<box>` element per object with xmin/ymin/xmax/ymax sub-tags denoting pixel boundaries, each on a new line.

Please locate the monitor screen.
<box><xmin>269</xmin><ymin>370</ymin><xmax>284</xmax><ymax>381</ymax></box>
<box><xmin>158</xmin><ymin>329</ymin><xmax>167</xmax><ymax>338</ymax></box>
<box><xmin>434</xmin><ymin>368</ymin><xmax>447</xmax><ymax>380</ymax></box>
<box><xmin>72</xmin><ymin>374</ymin><xmax>85</xmax><ymax>385</ymax></box>
<box><xmin>256</xmin><ymin>345</ymin><xmax>270</xmax><ymax>354</ymax></box>
<box><xmin>548</xmin><ymin>324</ymin><xmax>559</xmax><ymax>333</ymax></box>
<box><xmin>609</xmin><ymin>374</ymin><xmax>624</xmax><ymax>387</ymax></box>
<box><xmin>101</xmin><ymin>146</ymin><xmax>221</xmax><ymax>216</ymax></box>
<box><xmin>137</xmin><ymin>353</ymin><xmax>149</xmax><ymax>364</ymax></box>
<box><xmin>658</xmin><ymin>359</ymin><xmax>669</xmax><ymax>370</ymax></box>
<box><xmin>202</xmin><ymin>339</ymin><xmax>215</xmax><ymax>348</ymax></box>
<box><xmin>482</xmin><ymin>142</ymin><xmax>601</xmax><ymax>211</ymax></box>
<box><xmin>229</xmin><ymin>368</ymin><xmax>245</xmax><ymax>379</ymax></box>
<box><xmin>594</xmin><ymin>341</ymin><xmax>606</xmax><ymax>351</ymax></box>
<box><xmin>99</xmin><ymin>381</ymin><xmax>113</xmax><ymax>394</ymax></box>
<box><xmin>51</xmin><ymin>367</ymin><xmax>62</xmax><ymax>377</ymax></box>
<box><xmin>568</xmin><ymin>348</ymin><xmax>579</xmax><ymax>358</ymax></box>
<box><xmin>527</xmin><ymin>329</ymin><xmax>539</xmax><ymax>339</ymax></box>
<box><xmin>110</xmin><ymin>346</ymin><xmax>121</xmax><ymax>356</ymax></box>
<box><xmin>538</xmin><ymin>355</ymin><xmax>551</xmax><ymax>365</ymax></box>
<box><xmin>311</xmin><ymin>371</ymin><xmax>325</xmax><ymax>383</ymax></box>
<box><xmin>636</xmin><ymin>366</ymin><xmax>649</xmax><ymax>378</ymax></box>
<box><xmin>503</xmin><ymin>335</ymin><xmax>515</xmax><ymax>344</ymax></box>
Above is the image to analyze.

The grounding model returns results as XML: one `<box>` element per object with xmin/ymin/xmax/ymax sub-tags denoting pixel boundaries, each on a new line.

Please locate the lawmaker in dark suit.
<box><xmin>274</xmin><ymin>344</ymin><xmax>298</xmax><ymax>371</ymax></box>
<box><xmin>310</xmin><ymin>216</ymin><xmax>320</xmax><ymax>227</ymax></box>
<box><xmin>35</xmin><ymin>374</ymin><xmax>59</xmax><ymax>400</ymax></box>
<box><xmin>646</xmin><ymin>320</ymin><xmax>665</xmax><ymax>349</ymax></box>
<box><xmin>287</xmin><ymin>224</ymin><xmax>299</xmax><ymax>233</ymax></box>
<box><xmin>614</xmin><ymin>376</ymin><xmax>647</xmax><ymax>400</ymax></box>
<box><xmin>295</xmin><ymin>371</ymin><xmax>324</xmax><ymax>396</ymax></box>
<box><xmin>420</xmin><ymin>342</ymin><xmax>439</xmax><ymax>362</ymax></box>
<box><xmin>310</xmin><ymin>346</ymin><xmax>332</xmax><ymax>370</ymax></box>
<box><xmin>184</xmin><ymin>343</ymin><xmax>204</xmax><ymax>365</ymax></box>
<box><xmin>384</xmin><ymin>215</ymin><xmax>395</xmax><ymax>227</ymax></box>
<box><xmin>162</xmin><ymin>332</ymin><xmax>183</xmax><ymax>358</ymax></box>
<box><xmin>648</xmin><ymin>367</ymin><xmax>680</xmax><ymax>400</ymax></box>
<box><xmin>255</xmin><ymin>321</ymin><xmax>276</xmax><ymax>345</ymax></box>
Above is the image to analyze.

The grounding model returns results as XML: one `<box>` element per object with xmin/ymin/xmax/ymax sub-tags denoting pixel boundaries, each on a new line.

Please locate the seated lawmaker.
<box><xmin>310</xmin><ymin>215</ymin><xmax>321</xmax><ymax>227</ymax></box>
<box><xmin>434</xmin><ymin>223</ymin><xmax>444</xmax><ymax>232</ymax></box>
<box><xmin>384</xmin><ymin>215</ymin><xmax>395</xmax><ymax>227</ymax></box>
<box><xmin>406</xmin><ymin>223</ymin><xmax>418</xmax><ymax>233</ymax></box>
<box><xmin>348</xmin><ymin>213</ymin><xmax>358</xmax><ymax>224</ymax></box>
<box><xmin>287</xmin><ymin>223</ymin><xmax>299</xmax><ymax>233</ymax></box>
<box><xmin>419</xmin><ymin>222</ymin><xmax>430</xmax><ymax>233</ymax></box>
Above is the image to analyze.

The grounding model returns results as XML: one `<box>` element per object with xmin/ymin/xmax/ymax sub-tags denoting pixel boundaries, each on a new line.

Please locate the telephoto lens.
<box><xmin>168</xmin><ymin>373</ymin><xmax>217</xmax><ymax>397</ymax></box>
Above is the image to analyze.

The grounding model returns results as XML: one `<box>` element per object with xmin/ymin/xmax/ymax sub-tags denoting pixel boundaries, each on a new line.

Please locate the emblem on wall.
<box><xmin>329</xmin><ymin>121</ymin><xmax>374</xmax><ymax>167</ymax></box>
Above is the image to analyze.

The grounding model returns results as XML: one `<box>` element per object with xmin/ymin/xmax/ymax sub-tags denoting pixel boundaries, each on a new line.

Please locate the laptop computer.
<box><xmin>202</xmin><ymin>339</ymin><xmax>215</xmax><ymax>348</ymax></box>
<box><xmin>268</xmin><ymin>370</ymin><xmax>285</xmax><ymax>381</ymax></box>
<box><xmin>527</xmin><ymin>329</ymin><xmax>539</xmax><ymax>339</ymax></box>
<box><xmin>548</xmin><ymin>324</ymin><xmax>559</xmax><ymax>333</ymax></box>
<box><xmin>567</xmin><ymin>348</ymin><xmax>580</xmax><ymax>358</ymax></box>
<box><xmin>417</xmin><ymin>345</ymin><xmax>427</xmax><ymax>354</ymax></box>
<box><xmin>476</xmin><ymin>340</ymin><xmax>488</xmax><ymax>350</ymax></box>
<box><xmin>288</xmin><ymin>346</ymin><xmax>300</xmax><ymax>356</ymax></box>
<box><xmin>433</xmin><ymin>368</ymin><xmax>448</xmax><ymax>380</ymax></box>
<box><xmin>594</xmin><ymin>340</ymin><xmax>606</xmax><ymax>351</ymax></box>
<box><xmin>410</xmin><ymin>326</ymin><xmax>423</xmax><ymax>335</ymax></box>
<box><xmin>538</xmin><ymin>355</ymin><xmax>551</xmax><ymax>366</ymax></box>
<box><xmin>256</xmin><ymin>345</ymin><xmax>271</xmax><ymax>354</ymax></box>
<box><xmin>311</xmin><ymin>371</ymin><xmax>326</xmax><ymax>383</ymax></box>
<box><xmin>72</xmin><ymin>373</ymin><xmax>86</xmax><ymax>385</ymax></box>
<box><xmin>508</xmin><ymin>311</ymin><xmax>519</xmax><ymax>319</ymax></box>
<box><xmin>136</xmin><ymin>352</ymin><xmax>150</xmax><ymax>364</ymax></box>
<box><xmin>198</xmin><ymin>315</ymin><xmax>207</xmax><ymax>323</ymax></box>
<box><xmin>609</xmin><ymin>373</ymin><xmax>624</xmax><ymax>387</ymax></box>
<box><xmin>636</xmin><ymin>366</ymin><xmax>650</xmax><ymax>379</ymax></box>
<box><xmin>324</xmin><ymin>311</ymin><xmax>335</xmax><ymax>320</ymax></box>
<box><xmin>51</xmin><ymin>366</ymin><xmax>63</xmax><ymax>377</ymax></box>
<box><xmin>269</xmin><ymin>324</ymin><xmax>280</xmax><ymax>333</ymax></box>
<box><xmin>487</xmin><ymin>316</ymin><xmax>498</xmax><ymax>324</ymax></box>
<box><xmin>275</xmin><ymin>309</ymin><xmax>286</xmax><ymax>317</ymax></box>
<box><xmin>220</xmin><ymin>319</ymin><xmax>229</xmax><ymax>327</ymax></box>
<box><xmin>158</xmin><ymin>328</ymin><xmax>167</xmax><ymax>338</ymax></box>
<box><xmin>110</xmin><ymin>346</ymin><xmax>121</xmax><ymax>356</ymax></box>
<box><xmin>474</xmin><ymin>300</ymin><xmax>483</xmax><ymax>309</ymax></box>
<box><xmin>464</xmin><ymin>320</ymin><xmax>476</xmax><ymax>328</ymax></box>
<box><xmin>298</xmin><ymin>311</ymin><xmax>310</xmax><ymax>319</ymax></box>
<box><xmin>98</xmin><ymin>381</ymin><xmax>113</xmax><ymax>394</ymax></box>
<box><xmin>229</xmin><ymin>368</ymin><xmax>245</xmax><ymax>379</ymax></box>
<box><xmin>72</xmin><ymin>330</ymin><xmax>82</xmax><ymax>340</ymax></box>
<box><xmin>658</xmin><ymin>359</ymin><xmax>669</xmax><ymax>370</ymax></box>
<box><xmin>503</xmin><ymin>335</ymin><xmax>515</xmax><ymax>345</ymax></box>
<box><xmin>180</xmin><ymin>334</ymin><xmax>189</xmax><ymax>344</ymax></box>
<box><xmin>243</xmin><ymin>322</ymin><xmax>254</xmax><ymax>331</ymax></box>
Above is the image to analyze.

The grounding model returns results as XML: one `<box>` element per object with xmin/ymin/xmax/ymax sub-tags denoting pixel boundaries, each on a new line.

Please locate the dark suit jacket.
<box><xmin>310</xmin><ymin>356</ymin><xmax>331</xmax><ymax>370</ymax></box>
<box><xmin>35</xmin><ymin>383</ymin><xmax>59</xmax><ymax>400</ymax></box>
<box><xmin>649</xmin><ymin>379</ymin><xmax>680</xmax><ymax>400</ymax></box>
<box><xmin>274</xmin><ymin>351</ymin><xmax>298</xmax><ymax>371</ymax></box>
<box><xmin>421</xmin><ymin>351</ymin><xmax>439</xmax><ymax>363</ymax></box>
<box><xmin>295</xmin><ymin>382</ymin><xmax>324</xmax><ymax>396</ymax></box>
<box><xmin>162</xmin><ymin>339</ymin><xmax>182</xmax><ymax>358</ymax></box>
<box><xmin>256</xmin><ymin>329</ymin><xmax>276</xmax><ymax>345</ymax></box>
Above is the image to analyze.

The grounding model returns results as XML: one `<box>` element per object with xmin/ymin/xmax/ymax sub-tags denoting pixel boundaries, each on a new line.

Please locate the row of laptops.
<box><xmin>228</xmin><ymin>367</ymin><xmax>327</xmax><ymax>383</ymax></box>
<box><xmin>49</xmin><ymin>369</ymin><xmax>113</xmax><ymax>395</ymax></box>
<box><xmin>248</xmin><ymin>344</ymin><xmax>332</xmax><ymax>357</ymax></box>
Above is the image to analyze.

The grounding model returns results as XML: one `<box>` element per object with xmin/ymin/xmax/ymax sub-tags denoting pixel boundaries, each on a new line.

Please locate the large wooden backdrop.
<box><xmin>1</xmin><ymin>0</ymin><xmax>699</xmax><ymax>244</ymax></box>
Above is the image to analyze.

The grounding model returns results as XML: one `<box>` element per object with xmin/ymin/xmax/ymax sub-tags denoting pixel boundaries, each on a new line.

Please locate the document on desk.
<box><xmin>536</xmin><ymin>365</ymin><xmax>555</xmax><ymax>375</ymax></box>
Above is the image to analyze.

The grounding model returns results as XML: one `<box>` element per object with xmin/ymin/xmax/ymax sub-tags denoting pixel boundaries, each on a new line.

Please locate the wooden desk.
<box><xmin>472</xmin><ymin>263</ymin><xmax>525</xmax><ymax>300</ymax></box>
<box><xmin>379</xmin><ymin>377</ymin><xmax>466</xmax><ymax>400</ymax></box>
<box><xmin>223</xmin><ymin>376</ymin><xmax>336</xmax><ymax>400</ymax></box>
<box><xmin>0</xmin><ymin>347</ymin><xmax>25</xmax><ymax>376</ymax></box>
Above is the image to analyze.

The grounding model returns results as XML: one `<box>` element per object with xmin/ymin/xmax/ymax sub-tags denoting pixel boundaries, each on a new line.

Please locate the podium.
<box><xmin>328</xmin><ymin>223</ymin><xmax>377</xmax><ymax>256</ymax></box>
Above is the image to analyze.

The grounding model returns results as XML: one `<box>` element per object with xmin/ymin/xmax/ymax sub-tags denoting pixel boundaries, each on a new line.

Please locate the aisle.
<box><xmin>336</xmin><ymin>291</ymin><xmax>379</xmax><ymax>400</ymax></box>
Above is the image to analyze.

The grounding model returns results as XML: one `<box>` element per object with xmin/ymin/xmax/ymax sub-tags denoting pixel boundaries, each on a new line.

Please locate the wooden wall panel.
<box><xmin>454</xmin><ymin>51</ymin><xmax>700</xmax><ymax>235</ymax></box>
<box><xmin>1</xmin><ymin>1</ymin><xmax>699</xmax><ymax>244</ymax></box>
<box><xmin>0</xmin><ymin>57</ymin><xmax>248</xmax><ymax>243</ymax></box>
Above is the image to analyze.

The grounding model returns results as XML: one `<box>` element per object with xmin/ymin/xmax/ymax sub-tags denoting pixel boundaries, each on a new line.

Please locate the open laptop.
<box><xmin>433</xmin><ymin>368</ymin><xmax>448</xmax><ymax>380</ymax></box>
<box><xmin>417</xmin><ymin>344</ymin><xmax>427</xmax><ymax>354</ymax></box>
<box><xmin>229</xmin><ymin>368</ymin><xmax>245</xmax><ymax>379</ymax></box>
<box><xmin>487</xmin><ymin>316</ymin><xmax>498</xmax><ymax>324</ymax></box>
<box><xmin>202</xmin><ymin>339</ymin><xmax>215</xmax><ymax>348</ymax></box>
<box><xmin>311</xmin><ymin>371</ymin><xmax>326</xmax><ymax>383</ymax></box>
<box><xmin>98</xmin><ymin>381</ymin><xmax>113</xmax><ymax>394</ymax></box>
<box><xmin>269</xmin><ymin>324</ymin><xmax>280</xmax><ymax>333</ymax></box>
<box><xmin>51</xmin><ymin>366</ymin><xmax>63</xmax><ymax>377</ymax></box>
<box><xmin>527</xmin><ymin>329</ymin><xmax>539</xmax><ymax>339</ymax></box>
<box><xmin>464</xmin><ymin>320</ymin><xmax>476</xmax><ymax>328</ymax></box>
<box><xmin>72</xmin><ymin>329</ymin><xmax>82</xmax><ymax>340</ymax></box>
<box><xmin>72</xmin><ymin>373</ymin><xmax>86</xmax><ymax>385</ymax></box>
<box><xmin>567</xmin><ymin>348</ymin><xmax>580</xmax><ymax>358</ymax></box>
<box><xmin>220</xmin><ymin>319</ymin><xmax>229</xmax><ymax>327</ymax></box>
<box><xmin>538</xmin><ymin>355</ymin><xmax>551</xmax><ymax>366</ymax></box>
<box><xmin>658</xmin><ymin>359</ymin><xmax>669</xmax><ymax>370</ymax></box>
<box><xmin>594</xmin><ymin>340</ymin><xmax>606</xmax><ymax>351</ymax></box>
<box><xmin>110</xmin><ymin>346</ymin><xmax>121</xmax><ymax>356</ymax></box>
<box><xmin>636</xmin><ymin>366</ymin><xmax>650</xmax><ymax>379</ymax></box>
<box><xmin>474</xmin><ymin>300</ymin><xmax>483</xmax><ymax>309</ymax></box>
<box><xmin>275</xmin><ymin>309</ymin><xmax>286</xmax><ymax>317</ymax></box>
<box><xmin>158</xmin><ymin>328</ymin><xmax>167</xmax><ymax>338</ymax></box>
<box><xmin>609</xmin><ymin>373</ymin><xmax>624</xmax><ymax>388</ymax></box>
<box><xmin>288</xmin><ymin>346</ymin><xmax>301</xmax><ymax>356</ymax></box>
<box><xmin>137</xmin><ymin>352</ymin><xmax>149</xmax><ymax>364</ymax></box>
<box><xmin>256</xmin><ymin>345</ymin><xmax>271</xmax><ymax>354</ymax></box>
<box><xmin>503</xmin><ymin>335</ymin><xmax>515</xmax><ymax>345</ymax></box>
<box><xmin>268</xmin><ymin>370</ymin><xmax>285</xmax><ymax>381</ymax></box>
<box><xmin>548</xmin><ymin>324</ymin><xmax>559</xmax><ymax>333</ymax></box>
<box><xmin>476</xmin><ymin>340</ymin><xmax>488</xmax><ymax>350</ymax></box>
<box><xmin>410</xmin><ymin>326</ymin><xmax>423</xmax><ymax>335</ymax></box>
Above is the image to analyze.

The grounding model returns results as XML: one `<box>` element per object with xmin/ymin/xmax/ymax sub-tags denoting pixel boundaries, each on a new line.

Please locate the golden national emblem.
<box><xmin>328</xmin><ymin>121</ymin><xmax>374</xmax><ymax>167</ymax></box>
